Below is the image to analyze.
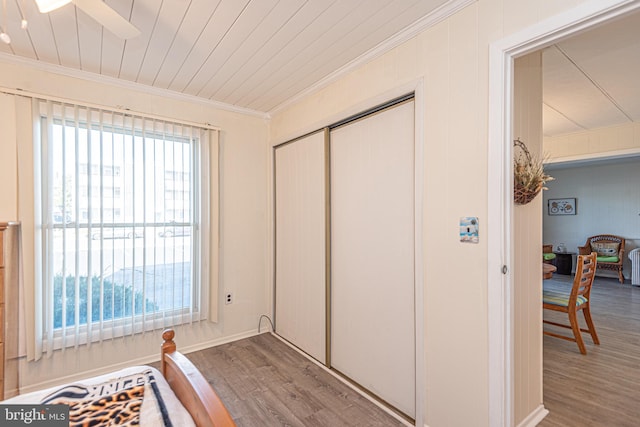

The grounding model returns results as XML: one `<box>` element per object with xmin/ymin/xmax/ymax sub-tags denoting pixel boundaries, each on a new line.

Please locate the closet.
<box><xmin>275</xmin><ymin>98</ymin><xmax>416</xmax><ymax>418</ymax></box>
<box><xmin>274</xmin><ymin>130</ymin><xmax>327</xmax><ymax>364</ymax></box>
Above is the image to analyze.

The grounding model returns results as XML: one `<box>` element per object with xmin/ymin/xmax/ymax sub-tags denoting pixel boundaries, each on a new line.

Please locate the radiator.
<box><xmin>630</xmin><ymin>248</ymin><xmax>640</xmax><ymax>286</ymax></box>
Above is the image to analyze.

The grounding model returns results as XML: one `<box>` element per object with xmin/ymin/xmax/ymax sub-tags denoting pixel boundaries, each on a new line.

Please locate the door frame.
<box><xmin>487</xmin><ymin>1</ymin><xmax>640</xmax><ymax>425</ymax></box>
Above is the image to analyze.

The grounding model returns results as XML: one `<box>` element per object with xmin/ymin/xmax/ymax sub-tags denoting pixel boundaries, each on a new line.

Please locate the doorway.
<box><xmin>487</xmin><ymin>1</ymin><xmax>640</xmax><ymax>426</ymax></box>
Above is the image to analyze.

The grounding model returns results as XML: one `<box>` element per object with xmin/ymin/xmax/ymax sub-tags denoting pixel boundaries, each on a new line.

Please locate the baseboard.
<box><xmin>178</xmin><ymin>328</ymin><xmax>260</xmax><ymax>355</ymax></box>
<box><xmin>516</xmin><ymin>405</ymin><xmax>549</xmax><ymax>427</ymax></box>
<box><xmin>17</xmin><ymin>328</ymin><xmax>261</xmax><ymax>395</ymax></box>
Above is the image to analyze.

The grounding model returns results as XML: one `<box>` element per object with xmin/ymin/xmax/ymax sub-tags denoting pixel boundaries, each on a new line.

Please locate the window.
<box><xmin>35</xmin><ymin>101</ymin><xmax>211</xmax><ymax>351</ymax></box>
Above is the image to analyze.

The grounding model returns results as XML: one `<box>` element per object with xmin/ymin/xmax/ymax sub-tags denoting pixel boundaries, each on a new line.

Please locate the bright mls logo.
<box><xmin>0</xmin><ymin>405</ymin><xmax>68</xmax><ymax>426</ymax></box>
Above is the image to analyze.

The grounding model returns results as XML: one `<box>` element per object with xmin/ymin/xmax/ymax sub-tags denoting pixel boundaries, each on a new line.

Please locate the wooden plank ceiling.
<box><xmin>0</xmin><ymin>0</ymin><xmax>451</xmax><ymax>113</ymax></box>
<box><xmin>0</xmin><ymin>0</ymin><xmax>639</xmax><ymax>139</ymax></box>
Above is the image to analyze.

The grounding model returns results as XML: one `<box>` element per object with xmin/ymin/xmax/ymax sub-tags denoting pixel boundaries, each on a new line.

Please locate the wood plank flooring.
<box><xmin>180</xmin><ymin>333</ymin><xmax>407</xmax><ymax>427</ymax></box>
<box><xmin>540</xmin><ymin>275</ymin><xmax>640</xmax><ymax>427</ymax></box>
<box><xmin>166</xmin><ymin>275</ymin><xmax>639</xmax><ymax>426</ymax></box>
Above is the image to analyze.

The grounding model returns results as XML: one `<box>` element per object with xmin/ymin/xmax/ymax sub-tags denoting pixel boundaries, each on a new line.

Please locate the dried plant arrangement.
<box><xmin>513</xmin><ymin>138</ymin><xmax>554</xmax><ymax>205</ymax></box>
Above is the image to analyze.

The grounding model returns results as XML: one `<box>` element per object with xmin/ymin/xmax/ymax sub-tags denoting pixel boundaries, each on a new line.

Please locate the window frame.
<box><xmin>34</xmin><ymin>100</ymin><xmax>212</xmax><ymax>352</ymax></box>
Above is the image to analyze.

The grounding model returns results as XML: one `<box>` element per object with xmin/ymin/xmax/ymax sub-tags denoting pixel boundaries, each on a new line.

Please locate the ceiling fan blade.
<box><xmin>35</xmin><ymin>0</ymin><xmax>72</xmax><ymax>13</ymax></box>
<box><xmin>72</xmin><ymin>0</ymin><xmax>140</xmax><ymax>39</ymax></box>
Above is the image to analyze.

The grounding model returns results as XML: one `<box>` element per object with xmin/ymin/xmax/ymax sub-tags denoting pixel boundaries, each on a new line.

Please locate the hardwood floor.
<box><xmin>540</xmin><ymin>275</ymin><xmax>640</xmax><ymax>427</ymax></box>
<box><xmin>180</xmin><ymin>333</ymin><xmax>408</xmax><ymax>427</ymax></box>
<box><xmin>164</xmin><ymin>275</ymin><xmax>639</xmax><ymax>426</ymax></box>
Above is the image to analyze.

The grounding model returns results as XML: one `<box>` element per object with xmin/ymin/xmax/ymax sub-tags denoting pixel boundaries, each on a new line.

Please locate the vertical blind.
<box><xmin>34</xmin><ymin>99</ymin><xmax>211</xmax><ymax>356</ymax></box>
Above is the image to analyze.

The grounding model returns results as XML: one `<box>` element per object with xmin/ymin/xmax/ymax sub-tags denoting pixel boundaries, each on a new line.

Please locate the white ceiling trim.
<box><xmin>544</xmin><ymin>146</ymin><xmax>640</xmax><ymax>169</ymax></box>
<box><xmin>0</xmin><ymin>52</ymin><xmax>269</xmax><ymax>120</ymax></box>
<box><xmin>267</xmin><ymin>0</ymin><xmax>477</xmax><ymax>116</ymax></box>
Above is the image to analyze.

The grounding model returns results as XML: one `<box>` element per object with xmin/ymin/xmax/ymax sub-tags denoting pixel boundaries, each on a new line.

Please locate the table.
<box><xmin>543</xmin><ymin>263</ymin><xmax>557</xmax><ymax>280</ymax></box>
<box><xmin>553</xmin><ymin>251</ymin><xmax>575</xmax><ymax>275</ymax></box>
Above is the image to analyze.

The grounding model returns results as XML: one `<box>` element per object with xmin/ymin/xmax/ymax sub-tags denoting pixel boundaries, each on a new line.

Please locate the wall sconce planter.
<box><xmin>513</xmin><ymin>138</ymin><xmax>553</xmax><ymax>205</ymax></box>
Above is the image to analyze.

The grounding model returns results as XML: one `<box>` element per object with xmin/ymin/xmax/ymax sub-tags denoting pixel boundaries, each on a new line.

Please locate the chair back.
<box><xmin>572</xmin><ymin>252</ymin><xmax>597</xmax><ymax>305</ymax></box>
<box><xmin>542</xmin><ymin>251</ymin><xmax>600</xmax><ymax>354</ymax></box>
<box><xmin>579</xmin><ymin>234</ymin><xmax>625</xmax><ymax>258</ymax></box>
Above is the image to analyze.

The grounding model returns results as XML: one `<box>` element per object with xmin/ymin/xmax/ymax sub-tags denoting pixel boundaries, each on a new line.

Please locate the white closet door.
<box><xmin>275</xmin><ymin>131</ymin><xmax>327</xmax><ymax>363</ymax></box>
<box><xmin>330</xmin><ymin>100</ymin><xmax>415</xmax><ymax>417</ymax></box>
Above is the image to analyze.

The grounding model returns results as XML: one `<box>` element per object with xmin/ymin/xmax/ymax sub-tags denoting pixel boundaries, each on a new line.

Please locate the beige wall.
<box><xmin>269</xmin><ymin>1</ymin><xmax>587</xmax><ymax>426</ymax></box>
<box><xmin>513</xmin><ymin>52</ymin><xmax>544</xmax><ymax>424</ymax></box>
<box><xmin>0</xmin><ymin>95</ymin><xmax>18</xmax><ymax>221</ymax></box>
<box><xmin>0</xmin><ymin>0</ymin><xmax>612</xmax><ymax>423</ymax></box>
<box><xmin>0</xmin><ymin>61</ymin><xmax>270</xmax><ymax>391</ymax></box>
<box><xmin>544</xmin><ymin>121</ymin><xmax>640</xmax><ymax>161</ymax></box>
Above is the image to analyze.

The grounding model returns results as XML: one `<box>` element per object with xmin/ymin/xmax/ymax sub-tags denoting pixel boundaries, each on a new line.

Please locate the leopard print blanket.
<box><xmin>40</xmin><ymin>369</ymin><xmax>172</xmax><ymax>426</ymax></box>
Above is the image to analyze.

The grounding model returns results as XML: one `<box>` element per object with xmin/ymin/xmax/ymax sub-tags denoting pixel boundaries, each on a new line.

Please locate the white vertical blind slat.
<box><xmin>31</xmin><ymin>98</ymin><xmax>42</xmax><ymax>360</ymax></box>
<box><xmin>109</xmin><ymin>109</ymin><xmax>117</xmax><ymax>340</ymax></box>
<box><xmin>150</xmin><ymin>118</ymin><xmax>158</xmax><ymax>333</ymax></box>
<box><xmin>36</xmin><ymin>99</ymin><xmax>207</xmax><ymax>353</ymax></box>
<box><xmin>44</xmin><ymin>101</ymin><xmax>55</xmax><ymax>357</ymax></box>
<box><xmin>128</xmin><ymin>115</ymin><xmax>135</xmax><ymax>337</ymax></box>
<box><xmin>186</xmin><ymin>125</ymin><xmax>198</xmax><ymax>323</ymax></box>
<box><xmin>161</xmin><ymin>121</ymin><xmax>168</xmax><ymax>328</ymax></box>
<box><xmin>59</xmin><ymin>102</ymin><xmax>68</xmax><ymax>353</ymax></box>
<box><xmin>170</xmin><ymin>124</ymin><xmax>176</xmax><ymax>323</ymax></box>
<box><xmin>73</xmin><ymin>104</ymin><xmax>81</xmax><ymax>350</ymax></box>
<box><xmin>191</xmin><ymin>126</ymin><xmax>198</xmax><ymax>324</ymax></box>
<box><xmin>140</xmin><ymin>117</ymin><xmax>147</xmax><ymax>334</ymax></box>
<box><xmin>98</xmin><ymin>108</ymin><xmax>105</xmax><ymax>342</ymax></box>
<box><xmin>86</xmin><ymin>106</ymin><xmax>94</xmax><ymax>350</ymax></box>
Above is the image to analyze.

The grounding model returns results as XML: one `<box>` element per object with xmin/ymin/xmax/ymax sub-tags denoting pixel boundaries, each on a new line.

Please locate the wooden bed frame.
<box><xmin>160</xmin><ymin>329</ymin><xmax>236</xmax><ymax>427</ymax></box>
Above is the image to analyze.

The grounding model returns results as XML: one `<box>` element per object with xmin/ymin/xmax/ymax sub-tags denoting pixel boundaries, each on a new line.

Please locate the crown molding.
<box><xmin>544</xmin><ymin>147</ymin><xmax>640</xmax><ymax>169</ymax></box>
<box><xmin>268</xmin><ymin>0</ymin><xmax>476</xmax><ymax>116</ymax></box>
<box><xmin>0</xmin><ymin>52</ymin><xmax>270</xmax><ymax>120</ymax></box>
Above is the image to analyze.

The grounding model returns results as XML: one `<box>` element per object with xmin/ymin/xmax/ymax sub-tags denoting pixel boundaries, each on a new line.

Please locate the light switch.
<box><xmin>460</xmin><ymin>217</ymin><xmax>479</xmax><ymax>243</ymax></box>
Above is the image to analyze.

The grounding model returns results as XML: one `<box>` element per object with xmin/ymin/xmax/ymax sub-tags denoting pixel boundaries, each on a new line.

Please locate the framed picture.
<box><xmin>548</xmin><ymin>198</ymin><xmax>576</xmax><ymax>215</ymax></box>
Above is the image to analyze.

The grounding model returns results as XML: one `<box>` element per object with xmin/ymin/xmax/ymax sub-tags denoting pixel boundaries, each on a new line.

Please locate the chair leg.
<box><xmin>618</xmin><ymin>269</ymin><xmax>624</xmax><ymax>284</ymax></box>
<box><xmin>583</xmin><ymin>307</ymin><xmax>600</xmax><ymax>345</ymax></box>
<box><xmin>568</xmin><ymin>310</ymin><xmax>587</xmax><ymax>354</ymax></box>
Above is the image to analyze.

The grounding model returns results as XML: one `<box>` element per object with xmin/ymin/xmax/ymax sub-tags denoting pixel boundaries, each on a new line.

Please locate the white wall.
<box><xmin>269</xmin><ymin>1</ymin><xmax>591</xmax><ymax>426</ymax></box>
<box><xmin>543</xmin><ymin>160</ymin><xmax>640</xmax><ymax>279</ymax></box>
<box><xmin>544</xmin><ymin>122</ymin><xmax>640</xmax><ymax>162</ymax></box>
<box><xmin>0</xmin><ymin>60</ymin><xmax>270</xmax><ymax>391</ymax></box>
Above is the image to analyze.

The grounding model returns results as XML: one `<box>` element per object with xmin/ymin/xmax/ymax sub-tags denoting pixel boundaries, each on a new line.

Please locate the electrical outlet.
<box><xmin>225</xmin><ymin>292</ymin><xmax>233</xmax><ymax>304</ymax></box>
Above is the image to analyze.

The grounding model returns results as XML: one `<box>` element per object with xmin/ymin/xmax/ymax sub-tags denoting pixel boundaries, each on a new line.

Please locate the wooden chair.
<box><xmin>578</xmin><ymin>234</ymin><xmax>625</xmax><ymax>284</ymax></box>
<box><xmin>543</xmin><ymin>252</ymin><xmax>599</xmax><ymax>354</ymax></box>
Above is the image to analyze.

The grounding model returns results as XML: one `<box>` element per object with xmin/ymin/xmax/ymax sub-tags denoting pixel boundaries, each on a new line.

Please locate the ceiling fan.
<box><xmin>35</xmin><ymin>0</ymin><xmax>140</xmax><ymax>39</ymax></box>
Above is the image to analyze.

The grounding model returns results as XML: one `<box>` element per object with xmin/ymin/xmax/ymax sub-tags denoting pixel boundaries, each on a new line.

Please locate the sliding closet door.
<box><xmin>274</xmin><ymin>131</ymin><xmax>327</xmax><ymax>363</ymax></box>
<box><xmin>330</xmin><ymin>100</ymin><xmax>415</xmax><ymax>417</ymax></box>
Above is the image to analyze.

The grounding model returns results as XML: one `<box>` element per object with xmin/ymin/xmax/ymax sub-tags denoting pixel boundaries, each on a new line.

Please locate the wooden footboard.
<box><xmin>161</xmin><ymin>329</ymin><xmax>236</xmax><ymax>427</ymax></box>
